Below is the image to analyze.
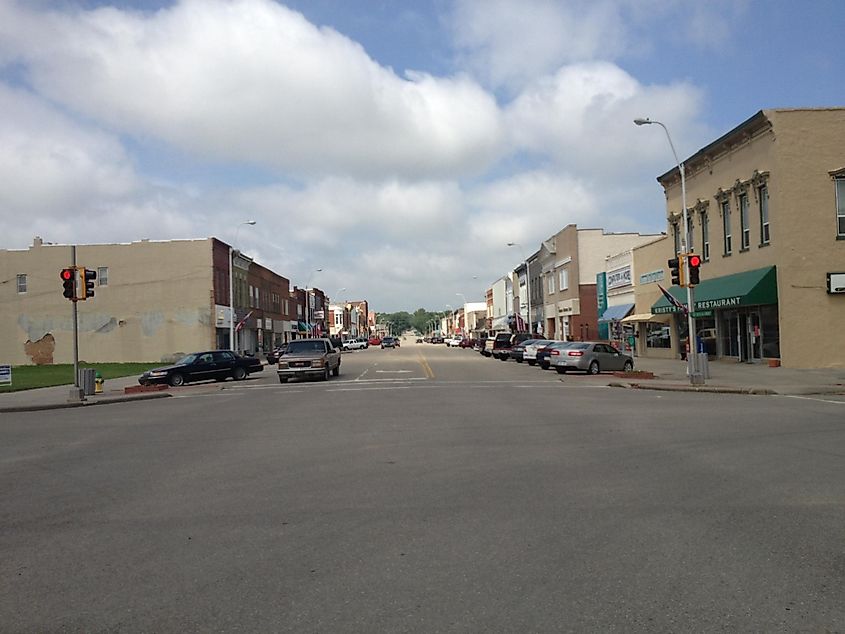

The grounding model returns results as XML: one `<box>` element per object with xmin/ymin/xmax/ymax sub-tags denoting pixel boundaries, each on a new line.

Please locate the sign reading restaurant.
<box><xmin>653</xmin><ymin>295</ymin><xmax>744</xmax><ymax>314</ymax></box>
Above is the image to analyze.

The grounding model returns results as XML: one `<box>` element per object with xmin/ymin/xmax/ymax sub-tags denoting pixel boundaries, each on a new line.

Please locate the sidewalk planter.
<box><xmin>768</xmin><ymin>359</ymin><xmax>781</xmax><ymax>368</ymax></box>
<box><xmin>124</xmin><ymin>384</ymin><xmax>169</xmax><ymax>395</ymax></box>
<box><xmin>613</xmin><ymin>370</ymin><xmax>655</xmax><ymax>379</ymax></box>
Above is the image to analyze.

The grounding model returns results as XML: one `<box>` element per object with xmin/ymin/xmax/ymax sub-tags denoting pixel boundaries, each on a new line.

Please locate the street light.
<box><xmin>456</xmin><ymin>293</ymin><xmax>468</xmax><ymax>337</ymax></box>
<box><xmin>634</xmin><ymin>117</ymin><xmax>703</xmax><ymax>385</ymax></box>
<box><xmin>507</xmin><ymin>242</ymin><xmax>531</xmax><ymax>334</ymax></box>
<box><xmin>230</xmin><ymin>220</ymin><xmax>256</xmax><ymax>352</ymax></box>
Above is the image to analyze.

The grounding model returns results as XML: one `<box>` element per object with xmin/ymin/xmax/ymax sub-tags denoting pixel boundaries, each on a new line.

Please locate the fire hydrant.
<box><xmin>94</xmin><ymin>371</ymin><xmax>104</xmax><ymax>394</ymax></box>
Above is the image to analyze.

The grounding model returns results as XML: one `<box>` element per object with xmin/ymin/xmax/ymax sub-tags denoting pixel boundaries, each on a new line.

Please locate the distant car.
<box><xmin>447</xmin><ymin>335</ymin><xmax>464</xmax><ymax>347</ymax></box>
<box><xmin>507</xmin><ymin>335</ymin><xmax>539</xmax><ymax>362</ymax></box>
<box><xmin>139</xmin><ymin>350</ymin><xmax>263</xmax><ymax>387</ymax></box>
<box><xmin>266</xmin><ymin>344</ymin><xmax>288</xmax><ymax>365</ymax></box>
<box><xmin>550</xmin><ymin>341</ymin><xmax>634</xmax><ymax>374</ymax></box>
<box><xmin>342</xmin><ymin>338</ymin><xmax>368</xmax><ymax>351</ymax></box>
<box><xmin>416</xmin><ymin>338</ymin><xmax>424</xmax><ymax>343</ymax></box>
<box><xmin>483</xmin><ymin>333</ymin><xmax>511</xmax><ymax>357</ymax></box>
<box><xmin>430</xmin><ymin>336</ymin><xmax>444</xmax><ymax>344</ymax></box>
<box><xmin>277</xmin><ymin>338</ymin><xmax>341</xmax><ymax>382</ymax></box>
<box><xmin>368</xmin><ymin>336</ymin><xmax>382</xmax><ymax>346</ymax></box>
<box><xmin>537</xmin><ymin>341</ymin><xmax>574</xmax><ymax>369</ymax></box>
<box><xmin>381</xmin><ymin>336</ymin><xmax>397</xmax><ymax>348</ymax></box>
<box><xmin>523</xmin><ymin>339</ymin><xmax>553</xmax><ymax>366</ymax></box>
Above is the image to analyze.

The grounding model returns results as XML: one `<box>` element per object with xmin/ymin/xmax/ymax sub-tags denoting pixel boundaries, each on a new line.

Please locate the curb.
<box><xmin>609</xmin><ymin>381</ymin><xmax>777</xmax><ymax>395</ymax></box>
<box><xmin>0</xmin><ymin>392</ymin><xmax>172</xmax><ymax>413</ymax></box>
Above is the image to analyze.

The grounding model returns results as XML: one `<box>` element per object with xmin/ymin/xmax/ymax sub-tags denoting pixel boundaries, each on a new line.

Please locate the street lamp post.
<box><xmin>634</xmin><ymin>117</ymin><xmax>703</xmax><ymax>385</ymax></box>
<box><xmin>230</xmin><ymin>220</ymin><xmax>257</xmax><ymax>353</ymax></box>
<box><xmin>507</xmin><ymin>242</ymin><xmax>531</xmax><ymax>334</ymax></box>
<box><xmin>456</xmin><ymin>293</ymin><xmax>468</xmax><ymax>337</ymax></box>
<box><xmin>445</xmin><ymin>304</ymin><xmax>453</xmax><ymax>335</ymax></box>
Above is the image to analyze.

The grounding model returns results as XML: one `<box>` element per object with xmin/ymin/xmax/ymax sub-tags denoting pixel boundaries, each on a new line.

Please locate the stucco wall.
<box><xmin>1</xmin><ymin>239</ymin><xmax>215</xmax><ymax>364</ymax></box>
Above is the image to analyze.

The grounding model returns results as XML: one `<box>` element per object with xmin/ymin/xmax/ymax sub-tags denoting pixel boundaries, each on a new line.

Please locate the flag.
<box><xmin>514</xmin><ymin>312</ymin><xmax>526</xmax><ymax>331</ymax></box>
<box><xmin>235</xmin><ymin>309</ymin><xmax>254</xmax><ymax>332</ymax></box>
<box><xmin>657</xmin><ymin>284</ymin><xmax>688</xmax><ymax>315</ymax></box>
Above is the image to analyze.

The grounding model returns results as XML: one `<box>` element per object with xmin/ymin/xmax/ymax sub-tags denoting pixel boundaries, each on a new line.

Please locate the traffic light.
<box><xmin>79</xmin><ymin>267</ymin><xmax>97</xmax><ymax>300</ymax></box>
<box><xmin>668</xmin><ymin>255</ymin><xmax>685</xmax><ymax>287</ymax></box>
<box><xmin>687</xmin><ymin>254</ymin><xmax>702</xmax><ymax>286</ymax></box>
<box><xmin>61</xmin><ymin>267</ymin><xmax>77</xmax><ymax>300</ymax></box>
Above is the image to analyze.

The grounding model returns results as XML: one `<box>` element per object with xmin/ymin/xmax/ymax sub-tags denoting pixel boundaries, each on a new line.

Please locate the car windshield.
<box><xmin>286</xmin><ymin>341</ymin><xmax>326</xmax><ymax>354</ymax></box>
<box><xmin>175</xmin><ymin>354</ymin><xmax>199</xmax><ymax>365</ymax></box>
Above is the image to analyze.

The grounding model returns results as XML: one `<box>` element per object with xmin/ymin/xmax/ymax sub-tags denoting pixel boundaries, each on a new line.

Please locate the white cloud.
<box><xmin>0</xmin><ymin>0</ymin><xmax>504</xmax><ymax>179</ymax></box>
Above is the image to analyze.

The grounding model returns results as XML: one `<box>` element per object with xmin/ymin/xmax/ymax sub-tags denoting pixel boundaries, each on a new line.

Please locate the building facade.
<box><xmin>638</xmin><ymin>108</ymin><xmax>845</xmax><ymax>369</ymax></box>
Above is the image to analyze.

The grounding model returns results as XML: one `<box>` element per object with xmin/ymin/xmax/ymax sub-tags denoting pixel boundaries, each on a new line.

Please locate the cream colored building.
<box><xmin>632</xmin><ymin>108</ymin><xmax>845</xmax><ymax>369</ymax></box>
<box><xmin>1</xmin><ymin>237</ymin><xmax>278</xmax><ymax>365</ymax></box>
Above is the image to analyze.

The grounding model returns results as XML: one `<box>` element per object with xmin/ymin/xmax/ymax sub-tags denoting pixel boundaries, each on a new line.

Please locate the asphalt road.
<box><xmin>2</xmin><ymin>340</ymin><xmax>844</xmax><ymax>632</ymax></box>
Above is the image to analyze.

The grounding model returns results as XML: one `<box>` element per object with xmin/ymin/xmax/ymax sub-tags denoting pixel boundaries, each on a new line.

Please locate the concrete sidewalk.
<box><xmin>612</xmin><ymin>356</ymin><xmax>845</xmax><ymax>395</ymax></box>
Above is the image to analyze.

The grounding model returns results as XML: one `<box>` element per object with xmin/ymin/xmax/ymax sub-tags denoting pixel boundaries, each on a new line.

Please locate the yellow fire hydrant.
<box><xmin>94</xmin><ymin>371</ymin><xmax>104</xmax><ymax>394</ymax></box>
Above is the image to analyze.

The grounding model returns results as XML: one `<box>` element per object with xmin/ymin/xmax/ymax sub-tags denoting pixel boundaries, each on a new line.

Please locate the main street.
<box><xmin>2</xmin><ymin>341</ymin><xmax>844</xmax><ymax>631</ymax></box>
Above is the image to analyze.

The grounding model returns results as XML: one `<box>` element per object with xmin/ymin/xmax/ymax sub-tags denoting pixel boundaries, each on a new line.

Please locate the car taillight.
<box><xmin>550</xmin><ymin>350</ymin><xmax>559</xmax><ymax>356</ymax></box>
<box><xmin>568</xmin><ymin>351</ymin><xmax>583</xmax><ymax>356</ymax></box>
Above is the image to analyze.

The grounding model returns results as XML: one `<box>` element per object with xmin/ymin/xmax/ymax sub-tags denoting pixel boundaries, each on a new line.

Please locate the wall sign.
<box><xmin>639</xmin><ymin>269</ymin><xmax>665</xmax><ymax>285</ymax></box>
<box><xmin>607</xmin><ymin>266</ymin><xmax>632</xmax><ymax>290</ymax></box>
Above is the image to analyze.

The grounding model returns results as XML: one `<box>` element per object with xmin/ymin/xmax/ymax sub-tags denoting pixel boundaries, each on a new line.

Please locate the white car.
<box><xmin>447</xmin><ymin>335</ymin><xmax>464</xmax><ymax>347</ymax></box>
<box><xmin>342</xmin><ymin>338</ymin><xmax>368</xmax><ymax>351</ymax></box>
<box><xmin>523</xmin><ymin>339</ymin><xmax>553</xmax><ymax>365</ymax></box>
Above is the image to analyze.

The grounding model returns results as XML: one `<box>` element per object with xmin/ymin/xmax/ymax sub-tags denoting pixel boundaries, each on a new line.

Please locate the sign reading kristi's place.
<box><xmin>654</xmin><ymin>295</ymin><xmax>743</xmax><ymax>314</ymax></box>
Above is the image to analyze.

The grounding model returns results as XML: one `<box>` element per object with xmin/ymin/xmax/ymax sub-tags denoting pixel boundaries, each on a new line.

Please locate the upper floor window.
<box><xmin>559</xmin><ymin>268</ymin><xmax>569</xmax><ymax>291</ymax></box>
<box><xmin>97</xmin><ymin>267</ymin><xmax>109</xmax><ymax>286</ymax></box>
<box><xmin>701</xmin><ymin>213</ymin><xmax>710</xmax><ymax>261</ymax></box>
<box><xmin>16</xmin><ymin>274</ymin><xmax>26</xmax><ymax>293</ymax></box>
<box><xmin>722</xmin><ymin>200</ymin><xmax>732</xmax><ymax>255</ymax></box>
<box><xmin>758</xmin><ymin>185</ymin><xmax>770</xmax><ymax>245</ymax></box>
<box><xmin>671</xmin><ymin>221</ymin><xmax>680</xmax><ymax>254</ymax></box>
<box><xmin>836</xmin><ymin>178</ymin><xmax>845</xmax><ymax>238</ymax></box>
<box><xmin>547</xmin><ymin>274</ymin><xmax>555</xmax><ymax>295</ymax></box>
<box><xmin>739</xmin><ymin>193</ymin><xmax>750</xmax><ymax>250</ymax></box>
<box><xmin>686</xmin><ymin>214</ymin><xmax>694</xmax><ymax>252</ymax></box>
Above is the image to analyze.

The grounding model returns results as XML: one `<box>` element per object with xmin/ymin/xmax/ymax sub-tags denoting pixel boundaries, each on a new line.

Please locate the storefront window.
<box><xmin>760</xmin><ymin>304</ymin><xmax>780</xmax><ymax>358</ymax></box>
<box><xmin>645</xmin><ymin>322</ymin><xmax>671</xmax><ymax>348</ymax></box>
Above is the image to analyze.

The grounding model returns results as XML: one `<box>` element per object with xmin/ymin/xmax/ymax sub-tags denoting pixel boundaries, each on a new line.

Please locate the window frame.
<box><xmin>547</xmin><ymin>274</ymin><xmax>555</xmax><ymax>295</ymax></box>
<box><xmin>836</xmin><ymin>177</ymin><xmax>845</xmax><ymax>239</ymax></box>
<box><xmin>739</xmin><ymin>192</ymin><xmax>750</xmax><ymax>250</ymax></box>
<box><xmin>758</xmin><ymin>184</ymin><xmax>770</xmax><ymax>245</ymax></box>
<box><xmin>97</xmin><ymin>266</ymin><xmax>109</xmax><ymax>286</ymax></box>
<box><xmin>722</xmin><ymin>200</ymin><xmax>732</xmax><ymax>255</ymax></box>
<box><xmin>558</xmin><ymin>267</ymin><xmax>569</xmax><ymax>291</ymax></box>
<box><xmin>686</xmin><ymin>214</ymin><xmax>694</xmax><ymax>252</ymax></box>
<box><xmin>701</xmin><ymin>212</ymin><xmax>710</xmax><ymax>261</ymax></box>
<box><xmin>16</xmin><ymin>273</ymin><xmax>27</xmax><ymax>294</ymax></box>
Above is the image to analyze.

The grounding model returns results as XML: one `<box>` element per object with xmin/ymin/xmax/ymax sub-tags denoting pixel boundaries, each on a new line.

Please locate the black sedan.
<box><xmin>138</xmin><ymin>350</ymin><xmax>263</xmax><ymax>387</ymax></box>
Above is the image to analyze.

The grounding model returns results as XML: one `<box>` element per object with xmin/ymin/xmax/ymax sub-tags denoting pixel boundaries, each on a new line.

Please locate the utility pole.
<box><xmin>68</xmin><ymin>245</ymin><xmax>84</xmax><ymax>402</ymax></box>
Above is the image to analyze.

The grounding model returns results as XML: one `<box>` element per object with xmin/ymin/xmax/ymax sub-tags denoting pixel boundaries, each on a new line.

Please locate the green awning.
<box><xmin>652</xmin><ymin>266</ymin><xmax>778</xmax><ymax>314</ymax></box>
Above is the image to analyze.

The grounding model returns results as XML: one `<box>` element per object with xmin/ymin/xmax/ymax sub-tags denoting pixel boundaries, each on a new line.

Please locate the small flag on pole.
<box><xmin>657</xmin><ymin>284</ymin><xmax>688</xmax><ymax>315</ymax></box>
<box><xmin>235</xmin><ymin>309</ymin><xmax>255</xmax><ymax>332</ymax></box>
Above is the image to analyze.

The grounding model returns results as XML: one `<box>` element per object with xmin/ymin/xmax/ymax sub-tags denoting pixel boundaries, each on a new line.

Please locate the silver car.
<box><xmin>549</xmin><ymin>341</ymin><xmax>634</xmax><ymax>374</ymax></box>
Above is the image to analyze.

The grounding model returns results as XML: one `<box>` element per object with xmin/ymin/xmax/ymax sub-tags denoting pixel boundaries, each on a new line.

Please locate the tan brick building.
<box><xmin>1</xmin><ymin>237</ymin><xmax>294</xmax><ymax>365</ymax></box>
<box><xmin>630</xmin><ymin>108</ymin><xmax>845</xmax><ymax>368</ymax></box>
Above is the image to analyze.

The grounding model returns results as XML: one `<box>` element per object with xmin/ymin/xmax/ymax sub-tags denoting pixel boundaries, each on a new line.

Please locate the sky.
<box><xmin>1</xmin><ymin>0</ymin><xmax>843</xmax><ymax>312</ymax></box>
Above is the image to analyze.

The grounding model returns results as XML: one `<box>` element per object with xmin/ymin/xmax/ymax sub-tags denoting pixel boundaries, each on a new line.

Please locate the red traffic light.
<box><xmin>688</xmin><ymin>254</ymin><xmax>702</xmax><ymax>267</ymax></box>
<box><xmin>61</xmin><ymin>268</ymin><xmax>74</xmax><ymax>281</ymax></box>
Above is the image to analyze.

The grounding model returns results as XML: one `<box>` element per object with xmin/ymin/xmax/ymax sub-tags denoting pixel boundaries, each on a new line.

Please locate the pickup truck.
<box><xmin>277</xmin><ymin>338</ymin><xmax>341</xmax><ymax>382</ymax></box>
<box><xmin>483</xmin><ymin>333</ymin><xmax>512</xmax><ymax>358</ymax></box>
<box><xmin>342</xmin><ymin>338</ymin><xmax>368</xmax><ymax>351</ymax></box>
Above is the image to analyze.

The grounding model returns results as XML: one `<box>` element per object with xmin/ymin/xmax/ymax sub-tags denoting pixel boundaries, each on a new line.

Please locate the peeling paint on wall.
<box><xmin>140</xmin><ymin>312</ymin><xmax>165</xmax><ymax>337</ymax></box>
<box><xmin>24</xmin><ymin>333</ymin><xmax>55</xmax><ymax>365</ymax></box>
<box><xmin>18</xmin><ymin>315</ymin><xmax>61</xmax><ymax>342</ymax></box>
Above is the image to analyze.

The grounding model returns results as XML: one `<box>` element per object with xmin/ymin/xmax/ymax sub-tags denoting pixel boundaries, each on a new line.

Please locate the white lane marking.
<box><xmin>782</xmin><ymin>395</ymin><xmax>845</xmax><ymax>405</ymax></box>
<box><xmin>375</xmin><ymin>370</ymin><xmax>413</xmax><ymax>374</ymax></box>
<box><xmin>328</xmin><ymin>386</ymin><xmax>414</xmax><ymax>392</ymax></box>
<box><xmin>355</xmin><ymin>368</ymin><xmax>369</xmax><ymax>381</ymax></box>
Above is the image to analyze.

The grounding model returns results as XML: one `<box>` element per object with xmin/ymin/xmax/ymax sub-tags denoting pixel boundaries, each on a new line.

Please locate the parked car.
<box><xmin>277</xmin><ymin>338</ymin><xmax>341</xmax><ymax>382</ymax></box>
<box><xmin>381</xmin><ymin>336</ymin><xmax>398</xmax><ymax>348</ymax></box>
<box><xmin>266</xmin><ymin>344</ymin><xmax>288</xmax><ymax>365</ymax></box>
<box><xmin>342</xmin><ymin>338</ymin><xmax>368</xmax><ymax>351</ymax></box>
<box><xmin>537</xmin><ymin>341</ymin><xmax>575</xmax><ymax>369</ymax></box>
<box><xmin>523</xmin><ymin>339</ymin><xmax>553</xmax><ymax>366</ymax></box>
<box><xmin>550</xmin><ymin>341</ymin><xmax>634</xmax><ymax>374</ymax></box>
<box><xmin>447</xmin><ymin>335</ymin><xmax>464</xmax><ymax>347</ymax></box>
<box><xmin>508</xmin><ymin>336</ymin><xmax>540</xmax><ymax>362</ymax></box>
<box><xmin>139</xmin><ymin>350</ymin><xmax>263</xmax><ymax>387</ymax></box>
<box><xmin>483</xmin><ymin>333</ymin><xmax>511</xmax><ymax>357</ymax></box>
<box><xmin>430</xmin><ymin>336</ymin><xmax>444</xmax><ymax>344</ymax></box>
<box><xmin>474</xmin><ymin>337</ymin><xmax>487</xmax><ymax>353</ymax></box>
<box><xmin>460</xmin><ymin>337</ymin><xmax>476</xmax><ymax>349</ymax></box>
<box><xmin>368</xmin><ymin>336</ymin><xmax>382</xmax><ymax>346</ymax></box>
<box><xmin>416</xmin><ymin>338</ymin><xmax>424</xmax><ymax>343</ymax></box>
<box><xmin>491</xmin><ymin>333</ymin><xmax>532</xmax><ymax>360</ymax></box>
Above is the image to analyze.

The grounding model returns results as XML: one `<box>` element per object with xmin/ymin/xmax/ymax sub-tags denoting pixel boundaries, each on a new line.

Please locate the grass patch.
<box><xmin>0</xmin><ymin>363</ymin><xmax>161</xmax><ymax>393</ymax></box>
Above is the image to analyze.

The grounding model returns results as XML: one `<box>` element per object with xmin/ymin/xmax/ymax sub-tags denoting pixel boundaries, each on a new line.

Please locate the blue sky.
<box><xmin>1</xmin><ymin>0</ymin><xmax>843</xmax><ymax>311</ymax></box>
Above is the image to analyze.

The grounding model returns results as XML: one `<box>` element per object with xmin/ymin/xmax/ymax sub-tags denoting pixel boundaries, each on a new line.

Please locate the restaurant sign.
<box><xmin>654</xmin><ymin>295</ymin><xmax>743</xmax><ymax>314</ymax></box>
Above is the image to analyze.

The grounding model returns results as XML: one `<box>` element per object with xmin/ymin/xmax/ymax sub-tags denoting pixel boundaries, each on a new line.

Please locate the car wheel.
<box><xmin>332</xmin><ymin>364</ymin><xmax>340</xmax><ymax>377</ymax></box>
<box><xmin>168</xmin><ymin>373</ymin><xmax>185</xmax><ymax>387</ymax></box>
<box><xmin>527</xmin><ymin>360</ymin><xmax>536</xmax><ymax>366</ymax></box>
<box><xmin>588</xmin><ymin>360</ymin><xmax>600</xmax><ymax>375</ymax></box>
<box><xmin>555</xmin><ymin>367</ymin><xmax>567</xmax><ymax>374</ymax></box>
<box><xmin>279</xmin><ymin>376</ymin><xmax>288</xmax><ymax>384</ymax></box>
<box><xmin>233</xmin><ymin>367</ymin><xmax>247</xmax><ymax>381</ymax></box>
<box><xmin>516</xmin><ymin>358</ymin><xmax>523</xmax><ymax>363</ymax></box>
<box><xmin>323</xmin><ymin>367</ymin><xmax>330</xmax><ymax>381</ymax></box>
<box><xmin>623</xmin><ymin>360</ymin><xmax>634</xmax><ymax>372</ymax></box>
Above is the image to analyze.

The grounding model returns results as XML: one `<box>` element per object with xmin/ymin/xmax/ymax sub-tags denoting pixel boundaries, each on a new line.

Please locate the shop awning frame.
<box><xmin>651</xmin><ymin>266</ymin><xmax>778</xmax><ymax>314</ymax></box>
<box><xmin>599</xmin><ymin>303</ymin><xmax>635</xmax><ymax>322</ymax></box>
<box><xmin>621</xmin><ymin>312</ymin><xmax>667</xmax><ymax>323</ymax></box>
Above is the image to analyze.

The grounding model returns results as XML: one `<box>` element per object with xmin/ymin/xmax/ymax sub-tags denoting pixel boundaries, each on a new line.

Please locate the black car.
<box><xmin>139</xmin><ymin>350</ymin><xmax>263</xmax><ymax>387</ymax></box>
<box><xmin>381</xmin><ymin>336</ymin><xmax>398</xmax><ymax>348</ymax></box>
<box><xmin>266</xmin><ymin>344</ymin><xmax>288</xmax><ymax>365</ymax></box>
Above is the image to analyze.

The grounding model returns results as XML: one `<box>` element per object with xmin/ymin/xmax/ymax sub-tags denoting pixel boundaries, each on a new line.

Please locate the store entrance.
<box><xmin>723</xmin><ymin>309</ymin><xmax>762</xmax><ymax>362</ymax></box>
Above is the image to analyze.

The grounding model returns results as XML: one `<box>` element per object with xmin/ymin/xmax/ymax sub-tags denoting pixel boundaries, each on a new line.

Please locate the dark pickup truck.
<box><xmin>277</xmin><ymin>338</ymin><xmax>341</xmax><ymax>382</ymax></box>
<box><xmin>486</xmin><ymin>333</ymin><xmax>534</xmax><ymax>360</ymax></box>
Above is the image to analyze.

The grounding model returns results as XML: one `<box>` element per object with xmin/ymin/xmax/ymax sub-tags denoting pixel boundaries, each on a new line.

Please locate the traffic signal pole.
<box><xmin>678</xmin><ymin>163</ymin><xmax>704</xmax><ymax>386</ymax></box>
<box><xmin>68</xmin><ymin>245</ymin><xmax>84</xmax><ymax>402</ymax></box>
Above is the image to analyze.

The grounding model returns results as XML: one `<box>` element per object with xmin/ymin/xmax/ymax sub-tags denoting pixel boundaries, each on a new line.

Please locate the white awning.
<box><xmin>621</xmin><ymin>312</ymin><xmax>668</xmax><ymax>323</ymax></box>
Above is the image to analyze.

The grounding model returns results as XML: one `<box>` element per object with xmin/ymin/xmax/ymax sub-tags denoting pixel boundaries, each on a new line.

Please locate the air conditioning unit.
<box><xmin>827</xmin><ymin>272</ymin><xmax>845</xmax><ymax>294</ymax></box>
